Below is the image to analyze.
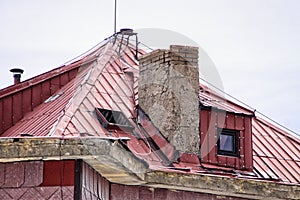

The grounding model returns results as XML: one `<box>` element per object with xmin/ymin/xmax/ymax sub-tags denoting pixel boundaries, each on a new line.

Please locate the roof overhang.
<box><xmin>0</xmin><ymin>138</ymin><xmax>299</xmax><ymax>200</ymax></box>
<box><xmin>0</xmin><ymin>137</ymin><xmax>147</xmax><ymax>185</ymax></box>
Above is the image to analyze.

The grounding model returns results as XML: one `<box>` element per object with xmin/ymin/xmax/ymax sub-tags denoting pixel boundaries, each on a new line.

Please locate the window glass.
<box><xmin>219</xmin><ymin>134</ymin><xmax>234</xmax><ymax>152</ymax></box>
<box><xmin>217</xmin><ymin>129</ymin><xmax>239</xmax><ymax>157</ymax></box>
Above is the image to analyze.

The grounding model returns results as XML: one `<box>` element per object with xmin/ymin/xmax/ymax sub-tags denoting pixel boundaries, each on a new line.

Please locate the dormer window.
<box><xmin>217</xmin><ymin>128</ymin><xmax>239</xmax><ymax>157</ymax></box>
<box><xmin>200</xmin><ymin>107</ymin><xmax>253</xmax><ymax>171</ymax></box>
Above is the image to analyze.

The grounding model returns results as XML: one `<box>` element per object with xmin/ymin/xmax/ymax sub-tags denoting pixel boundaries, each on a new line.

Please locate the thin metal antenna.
<box><xmin>114</xmin><ymin>0</ymin><xmax>117</xmax><ymax>33</ymax></box>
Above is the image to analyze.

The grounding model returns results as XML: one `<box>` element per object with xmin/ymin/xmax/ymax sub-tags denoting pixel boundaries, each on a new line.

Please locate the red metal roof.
<box><xmin>252</xmin><ymin>117</ymin><xmax>300</xmax><ymax>183</ymax></box>
<box><xmin>0</xmin><ymin>36</ymin><xmax>299</xmax><ymax>185</ymax></box>
<box><xmin>199</xmin><ymin>84</ymin><xmax>254</xmax><ymax>115</ymax></box>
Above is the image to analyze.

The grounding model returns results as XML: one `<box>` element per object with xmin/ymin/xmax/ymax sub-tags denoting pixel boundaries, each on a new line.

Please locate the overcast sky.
<box><xmin>0</xmin><ymin>0</ymin><xmax>299</xmax><ymax>134</ymax></box>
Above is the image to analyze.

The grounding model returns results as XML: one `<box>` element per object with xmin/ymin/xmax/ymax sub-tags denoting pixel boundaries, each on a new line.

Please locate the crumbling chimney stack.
<box><xmin>139</xmin><ymin>45</ymin><xmax>200</xmax><ymax>154</ymax></box>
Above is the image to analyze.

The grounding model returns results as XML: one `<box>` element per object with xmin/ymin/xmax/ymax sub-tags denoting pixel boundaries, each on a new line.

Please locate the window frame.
<box><xmin>217</xmin><ymin>128</ymin><xmax>239</xmax><ymax>157</ymax></box>
<box><xmin>95</xmin><ymin>108</ymin><xmax>134</xmax><ymax>132</ymax></box>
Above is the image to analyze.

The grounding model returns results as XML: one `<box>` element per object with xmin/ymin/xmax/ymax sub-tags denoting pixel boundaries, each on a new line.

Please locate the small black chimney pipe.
<box><xmin>10</xmin><ymin>68</ymin><xmax>24</xmax><ymax>84</ymax></box>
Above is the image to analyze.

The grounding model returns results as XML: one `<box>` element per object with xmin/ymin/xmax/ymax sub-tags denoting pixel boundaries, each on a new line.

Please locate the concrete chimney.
<box><xmin>10</xmin><ymin>68</ymin><xmax>24</xmax><ymax>84</ymax></box>
<box><xmin>139</xmin><ymin>45</ymin><xmax>200</xmax><ymax>154</ymax></box>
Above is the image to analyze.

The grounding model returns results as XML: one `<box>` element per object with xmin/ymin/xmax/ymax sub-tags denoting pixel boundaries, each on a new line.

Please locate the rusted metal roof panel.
<box><xmin>1</xmin><ymin>37</ymin><xmax>299</xmax><ymax>185</ymax></box>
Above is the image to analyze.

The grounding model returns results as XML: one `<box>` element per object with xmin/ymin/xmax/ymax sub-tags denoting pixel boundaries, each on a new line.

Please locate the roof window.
<box><xmin>95</xmin><ymin>108</ymin><xmax>134</xmax><ymax>132</ymax></box>
<box><xmin>217</xmin><ymin>128</ymin><xmax>239</xmax><ymax>157</ymax></box>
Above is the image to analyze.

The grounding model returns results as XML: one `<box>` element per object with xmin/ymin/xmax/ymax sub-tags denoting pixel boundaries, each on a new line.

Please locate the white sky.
<box><xmin>0</xmin><ymin>0</ymin><xmax>299</xmax><ymax>134</ymax></box>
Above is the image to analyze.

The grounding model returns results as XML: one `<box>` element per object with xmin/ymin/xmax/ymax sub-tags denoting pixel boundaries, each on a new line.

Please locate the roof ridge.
<box><xmin>49</xmin><ymin>42</ymin><xmax>116</xmax><ymax>136</ymax></box>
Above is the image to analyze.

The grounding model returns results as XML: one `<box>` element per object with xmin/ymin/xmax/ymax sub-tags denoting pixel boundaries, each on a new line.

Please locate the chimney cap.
<box><xmin>10</xmin><ymin>68</ymin><xmax>24</xmax><ymax>74</ymax></box>
<box><xmin>119</xmin><ymin>28</ymin><xmax>136</xmax><ymax>36</ymax></box>
<box><xmin>120</xmin><ymin>28</ymin><xmax>133</xmax><ymax>32</ymax></box>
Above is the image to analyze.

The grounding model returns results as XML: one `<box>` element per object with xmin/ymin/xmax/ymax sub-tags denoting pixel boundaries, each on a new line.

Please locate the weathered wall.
<box><xmin>139</xmin><ymin>45</ymin><xmax>200</xmax><ymax>154</ymax></box>
<box><xmin>110</xmin><ymin>184</ymin><xmax>249</xmax><ymax>200</ymax></box>
<box><xmin>81</xmin><ymin>161</ymin><xmax>110</xmax><ymax>200</ymax></box>
<box><xmin>0</xmin><ymin>160</ymin><xmax>74</xmax><ymax>199</ymax></box>
<box><xmin>81</xmin><ymin>161</ymin><xmax>249</xmax><ymax>200</ymax></box>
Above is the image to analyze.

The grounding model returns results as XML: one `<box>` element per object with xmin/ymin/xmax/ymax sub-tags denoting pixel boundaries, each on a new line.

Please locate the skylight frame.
<box><xmin>95</xmin><ymin>108</ymin><xmax>134</xmax><ymax>132</ymax></box>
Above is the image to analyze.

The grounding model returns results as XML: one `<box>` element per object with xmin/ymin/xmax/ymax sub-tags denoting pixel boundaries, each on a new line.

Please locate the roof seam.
<box><xmin>253</xmin><ymin>155</ymin><xmax>300</xmax><ymax>162</ymax></box>
<box><xmin>253</xmin><ymin>120</ymin><xmax>300</xmax><ymax>160</ymax></box>
<box><xmin>49</xmin><ymin>41</ymin><xmax>116</xmax><ymax>136</ymax></box>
